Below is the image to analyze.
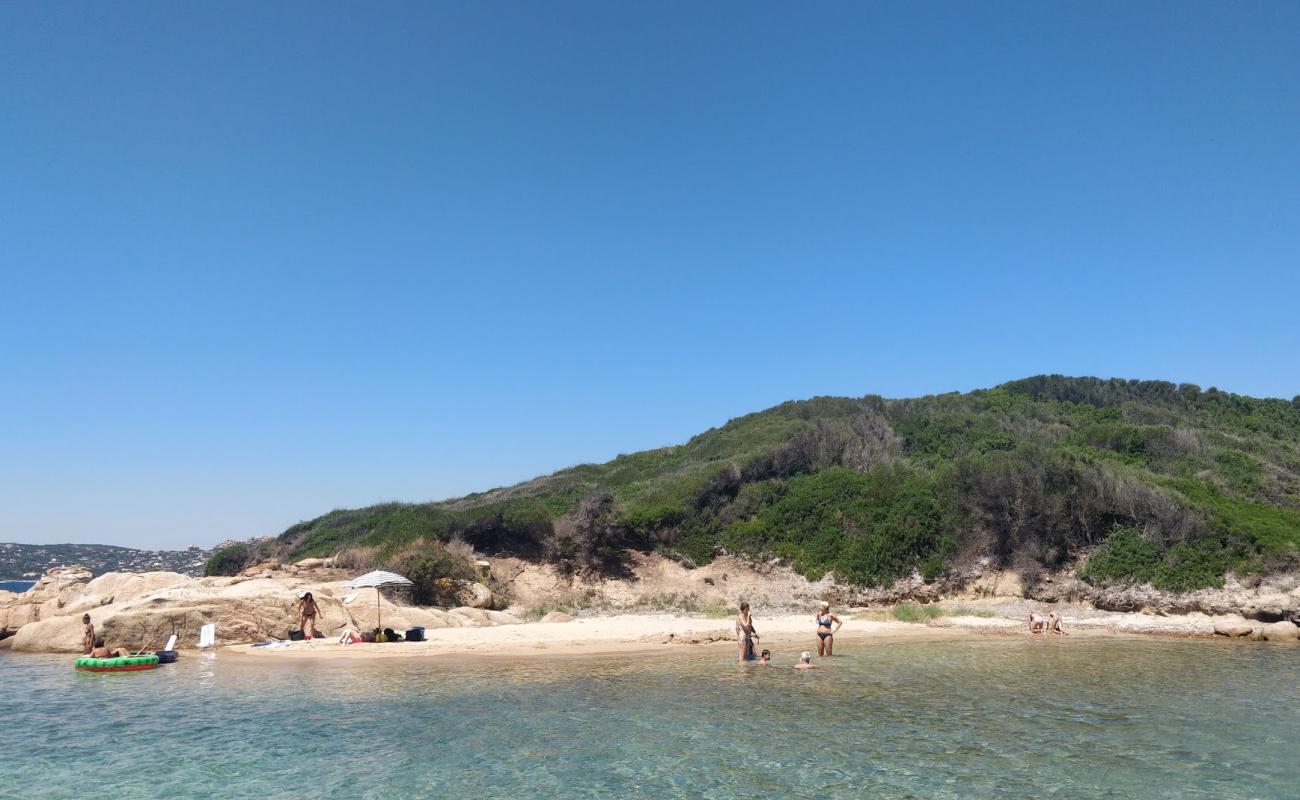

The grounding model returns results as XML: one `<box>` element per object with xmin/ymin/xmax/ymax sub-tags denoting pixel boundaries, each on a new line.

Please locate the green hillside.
<box><xmin>210</xmin><ymin>376</ymin><xmax>1300</xmax><ymax>592</ymax></box>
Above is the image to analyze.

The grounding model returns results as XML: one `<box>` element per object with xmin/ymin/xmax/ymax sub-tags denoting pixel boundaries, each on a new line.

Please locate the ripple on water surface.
<box><xmin>3</xmin><ymin>637</ymin><xmax>1297</xmax><ymax>799</ymax></box>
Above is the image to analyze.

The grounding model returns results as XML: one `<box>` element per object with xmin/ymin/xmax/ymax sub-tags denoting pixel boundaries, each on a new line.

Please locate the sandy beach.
<box><xmin>222</xmin><ymin>605</ymin><xmax>1243</xmax><ymax>663</ymax></box>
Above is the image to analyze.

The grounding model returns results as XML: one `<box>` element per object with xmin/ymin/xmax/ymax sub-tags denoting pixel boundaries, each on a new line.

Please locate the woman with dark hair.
<box><xmin>297</xmin><ymin>591</ymin><xmax>320</xmax><ymax>639</ymax></box>
<box><xmin>735</xmin><ymin>602</ymin><xmax>758</xmax><ymax>662</ymax></box>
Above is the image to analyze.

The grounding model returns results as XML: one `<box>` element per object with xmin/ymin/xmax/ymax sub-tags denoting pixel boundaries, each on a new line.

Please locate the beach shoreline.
<box><xmin>218</xmin><ymin>607</ymin><xmax>1250</xmax><ymax>664</ymax></box>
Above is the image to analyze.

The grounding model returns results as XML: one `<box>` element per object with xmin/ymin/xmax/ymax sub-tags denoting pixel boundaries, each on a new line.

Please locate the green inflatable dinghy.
<box><xmin>75</xmin><ymin>654</ymin><xmax>160</xmax><ymax>672</ymax></box>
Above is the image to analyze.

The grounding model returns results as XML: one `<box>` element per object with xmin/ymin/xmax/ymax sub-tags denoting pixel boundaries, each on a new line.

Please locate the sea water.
<box><xmin>1</xmin><ymin>637</ymin><xmax>1296</xmax><ymax>799</ymax></box>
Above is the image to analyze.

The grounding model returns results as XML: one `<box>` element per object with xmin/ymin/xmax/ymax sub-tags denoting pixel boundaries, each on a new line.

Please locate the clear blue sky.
<box><xmin>2</xmin><ymin>3</ymin><xmax>1297</xmax><ymax>549</ymax></box>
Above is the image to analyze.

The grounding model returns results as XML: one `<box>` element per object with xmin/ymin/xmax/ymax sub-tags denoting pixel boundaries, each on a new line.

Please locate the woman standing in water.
<box><xmin>735</xmin><ymin>602</ymin><xmax>758</xmax><ymax>662</ymax></box>
<box><xmin>815</xmin><ymin>601</ymin><xmax>842</xmax><ymax>656</ymax></box>
<box><xmin>297</xmin><ymin>591</ymin><xmax>320</xmax><ymax>639</ymax></box>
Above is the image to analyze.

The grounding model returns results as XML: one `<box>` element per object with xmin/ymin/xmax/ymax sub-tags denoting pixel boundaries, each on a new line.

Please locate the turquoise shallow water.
<box><xmin>2</xmin><ymin>637</ymin><xmax>1296</xmax><ymax>799</ymax></box>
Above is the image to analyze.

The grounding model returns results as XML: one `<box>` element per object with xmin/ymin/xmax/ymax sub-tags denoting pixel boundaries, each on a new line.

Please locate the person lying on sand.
<box><xmin>1047</xmin><ymin>610</ymin><xmax>1067</xmax><ymax>635</ymax></box>
<box><xmin>736</xmin><ymin>602</ymin><xmax>759</xmax><ymax>662</ymax></box>
<box><xmin>793</xmin><ymin>651</ymin><xmax>822</xmax><ymax>670</ymax></box>
<box><xmin>1028</xmin><ymin>611</ymin><xmax>1046</xmax><ymax>634</ymax></box>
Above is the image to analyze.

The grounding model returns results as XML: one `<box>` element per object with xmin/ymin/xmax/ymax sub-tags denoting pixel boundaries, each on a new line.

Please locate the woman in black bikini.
<box><xmin>815</xmin><ymin>601</ymin><xmax>842</xmax><ymax>656</ymax></box>
<box><xmin>298</xmin><ymin>592</ymin><xmax>320</xmax><ymax>640</ymax></box>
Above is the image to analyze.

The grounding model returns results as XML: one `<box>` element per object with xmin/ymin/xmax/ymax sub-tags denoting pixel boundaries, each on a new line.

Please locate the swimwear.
<box><xmin>817</xmin><ymin>631</ymin><xmax>831</xmax><ymax>640</ymax></box>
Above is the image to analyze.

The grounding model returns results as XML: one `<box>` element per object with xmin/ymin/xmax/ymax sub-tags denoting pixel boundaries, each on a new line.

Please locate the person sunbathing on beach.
<box><xmin>1028</xmin><ymin>610</ymin><xmax>1046</xmax><ymax>634</ymax></box>
<box><xmin>88</xmin><ymin>638</ymin><xmax>131</xmax><ymax>658</ymax></box>
<box><xmin>1047</xmin><ymin>610</ymin><xmax>1068</xmax><ymax>635</ymax></box>
<box><xmin>815</xmin><ymin>601</ymin><xmax>843</xmax><ymax>656</ymax></box>
<box><xmin>736</xmin><ymin>602</ymin><xmax>758</xmax><ymax>662</ymax></box>
<box><xmin>793</xmin><ymin>651</ymin><xmax>821</xmax><ymax>670</ymax></box>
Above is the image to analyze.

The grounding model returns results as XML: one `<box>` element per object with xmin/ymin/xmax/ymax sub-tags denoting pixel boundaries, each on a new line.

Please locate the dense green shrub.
<box><xmin>383</xmin><ymin>542</ymin><xmax>479</xmax><ymax>606</ymax></box>
<box><xmin>203</xmin><ymin>544</ymin><xmax>252</xmax><ymax>577</ymax></box>
<box><xmin>1078</xmin><ymin>526</ymin><xmax>1228</xmax><ymax>592</ymax></box>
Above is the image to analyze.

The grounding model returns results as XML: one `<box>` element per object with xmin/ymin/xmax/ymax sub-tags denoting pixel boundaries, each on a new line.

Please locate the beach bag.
<box><xmin>383</xmin><ymin>627</ymin><xmax>403</xmax><ymax>642</ymax></box>
<box><xmin>405</xmin><ymin>627</ymin><xmax>425</xmax><ymax>642</ymax></box>
<box><xmin>288</xmin><ymin>629</ymin><xmax>305</xmax><ymax>641</ymax></box>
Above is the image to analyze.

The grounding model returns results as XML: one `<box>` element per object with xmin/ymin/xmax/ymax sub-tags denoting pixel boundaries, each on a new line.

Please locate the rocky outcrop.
<box><xmin>441</xmin><ymin>580</ymin><xmax>493</xmax><ymax>609</ymax></box>
<box><xmin>1</xmin><ymin>565</ymin><xmax>522</xmax><ymax>653</ymax></box>
<box><xmin>1213</xmin><ymin>621</ymin><xmax>1255</xmax><ymax>638</ymax></box>
<box><xmin>1258</xmin><ymin>620</ymin><xmax>1299</xmax><ymax>642</ymax></box>
<box><xmin>541</xmin><ymin>611</ymin><xmax>575</xmax><ymax>623</ymax></box>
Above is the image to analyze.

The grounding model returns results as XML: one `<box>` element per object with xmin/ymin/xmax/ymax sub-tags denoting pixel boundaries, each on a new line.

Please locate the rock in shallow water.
<box><xmin>1212</xmin><ymin>622</ymin><xmax>1255</xmax><ymax>638</ymax></box>
<box><xmin>1259</xmin><ymin>620</ymin><xmax>1299</xmax><ymax>642</ymax></box>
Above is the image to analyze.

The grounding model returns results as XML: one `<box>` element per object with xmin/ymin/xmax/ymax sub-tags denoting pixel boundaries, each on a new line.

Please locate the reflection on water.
<box><xmin>3</xmin><ymin>638</ymin><xmax>1296</xmax><ymax>799</ymax></box>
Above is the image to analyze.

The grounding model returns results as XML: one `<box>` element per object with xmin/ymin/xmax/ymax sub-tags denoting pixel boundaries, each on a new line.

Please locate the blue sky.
<box><xmin>2</xmin><ymin>3</ymin><xmax>1297</xmax><ymax>549</ymax></box>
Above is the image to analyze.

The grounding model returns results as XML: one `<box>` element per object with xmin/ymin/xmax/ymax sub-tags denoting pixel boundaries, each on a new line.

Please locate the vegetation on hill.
<box><xmin>210</xmin><ymin>376</ymin><xmax>1300</xmax><ymax>592</ymax></box>
<box><xmin>3</xmin><ymin>542</ymin><xmax>213</xmax><ymax>579</ymax></box>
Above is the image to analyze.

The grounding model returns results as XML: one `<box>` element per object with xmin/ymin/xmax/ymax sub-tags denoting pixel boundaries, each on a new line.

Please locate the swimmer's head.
<box><xmin>759</xmin><ymin>649</ymin><xmax>771</xmax><ymax>660</ymax></box>
<box><xmin>800</xmin><ymin>651</ymin><xmax>812</xmax><ymax>663</ymax></box>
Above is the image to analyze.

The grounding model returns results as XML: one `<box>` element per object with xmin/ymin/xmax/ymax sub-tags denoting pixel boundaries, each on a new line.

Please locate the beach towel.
<box><xmin>198</xmin><ymin>623</ymin><xmax>216</xmax><ymax>648</ymax></box>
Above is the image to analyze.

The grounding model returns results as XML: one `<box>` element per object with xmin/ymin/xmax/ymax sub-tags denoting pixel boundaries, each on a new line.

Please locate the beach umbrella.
<box><xmin>340</xmin><ymin>570</ymin><xmax>413</xmax><ymax>634</ymax></box>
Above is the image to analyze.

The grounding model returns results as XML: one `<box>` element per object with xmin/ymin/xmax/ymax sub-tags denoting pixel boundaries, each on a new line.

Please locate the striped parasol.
<box><xmin>341</xmin><ymin>571</ymin><xmax>413</xmax><ymax>634</ymax></box>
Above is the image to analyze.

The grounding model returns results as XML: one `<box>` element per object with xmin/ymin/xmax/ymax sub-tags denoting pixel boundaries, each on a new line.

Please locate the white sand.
<box><xmin>222</xmin><ymin>607</ymin><xmax>1227</xmax><ymax>663</ymax></box>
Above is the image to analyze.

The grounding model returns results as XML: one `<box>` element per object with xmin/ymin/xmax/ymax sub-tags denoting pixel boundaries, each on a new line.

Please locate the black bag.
<box><xmin>288</xmin><ymin>629</ymin><xmax>305</xmax><ymax>641</ymax></box>
<box><xmin>383</xmin><ymin>627</ymin><xmax>403</xmax><ymax>642</ymax></box>
<box><xmin>405</xmin><ymin>626</ymin><xmax>425</xmax><ymax>642</ymax></box>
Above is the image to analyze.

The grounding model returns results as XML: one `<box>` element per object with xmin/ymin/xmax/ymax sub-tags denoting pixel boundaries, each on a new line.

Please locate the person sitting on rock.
<box><xmin>1028</xmin><ymin>610</ymin><xmax>1047</xmax><ymax>634</ymax></box>
<box><xmin>89</xmin><ymin>638</ymin><xmax>131</xmax><ymax>658</ymax></box>
<box><xmin>82</xmin><ymin>614</ymin><xmax>95</xmax><ymax>655</ymax></box>
<box><xmin>1047</xmin><ymin>610</ymin><xmax>1067</xmax><ymax>635</ymax></box>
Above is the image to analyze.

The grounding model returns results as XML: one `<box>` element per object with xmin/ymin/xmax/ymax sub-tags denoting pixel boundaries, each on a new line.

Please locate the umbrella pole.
<box><xmin>377</xmin><ymin>586</ymin><xmax>381</xmax><ymax>634</ymax></box>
